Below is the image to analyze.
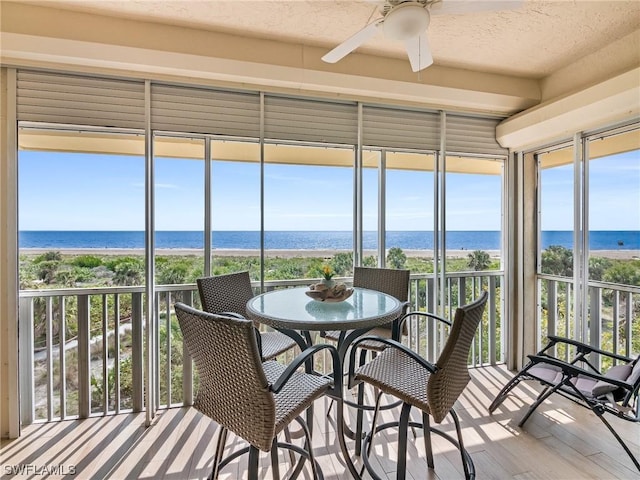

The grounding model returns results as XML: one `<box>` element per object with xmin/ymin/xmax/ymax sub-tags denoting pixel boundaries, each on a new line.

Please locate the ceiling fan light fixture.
<box><xmin>383</xmin><ymin>3</ymin><xmax>430</xmax><ymax>41</ymax></box>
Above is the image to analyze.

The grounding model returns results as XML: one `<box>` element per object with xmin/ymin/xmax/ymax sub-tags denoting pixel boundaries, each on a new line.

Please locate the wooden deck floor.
<box><xmin>2</xmin><ymin>365</ymin><xmax>638</xmax><ymax>479</ymax></box>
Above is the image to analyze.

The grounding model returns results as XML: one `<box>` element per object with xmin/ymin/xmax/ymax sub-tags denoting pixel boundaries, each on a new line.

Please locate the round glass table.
<box><xmin>246</xmin><ymin>286</ymin><xmax>404</xmax><ymax>479</ymax></box>
<box><xmin>246</xmin><ymin>286</ymin><xmax>403</xmax><ymax>332</ymax></box>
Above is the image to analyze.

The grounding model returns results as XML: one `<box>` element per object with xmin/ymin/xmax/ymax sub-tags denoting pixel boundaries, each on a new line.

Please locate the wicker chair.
<box><xmin>348</xmin><ymin>291</ymin><xmax>488</xmax><ymax>480</ymax></box>
<box><xmin>197</xmin><ymin>271</ymin><xmax>297</xmax><ymax>361</ymax></box>
<box><xmin>323</xmin><ymin>266</ymin><xmax>410</xmax><ymax>454</ymax></box>
<box><xmin>489</xmin><ymin>336</ymin><xmax>640</xmax><ymax>472</ymax></box>
<box><xmin>323</xmin><ymin>267</ymin><xmax>410</xmax><ymax>348</ymax></box>
<box><xmin>175</xmin><ymin>302</ymin><xmax>342</xmax><ymax>480</ymax></box>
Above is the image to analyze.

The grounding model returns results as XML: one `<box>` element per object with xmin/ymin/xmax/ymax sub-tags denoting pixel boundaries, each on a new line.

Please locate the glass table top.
<box><xmin>246</xmin><ymin>286</ymin><xmax>403</xmax><ymax>331</ymax></box>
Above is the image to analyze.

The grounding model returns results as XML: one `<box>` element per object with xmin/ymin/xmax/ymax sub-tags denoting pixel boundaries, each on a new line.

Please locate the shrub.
<box><xmin>72</xmin><ymin>255</ymin><xmax>103</xmax><ymax>268</ymax></box>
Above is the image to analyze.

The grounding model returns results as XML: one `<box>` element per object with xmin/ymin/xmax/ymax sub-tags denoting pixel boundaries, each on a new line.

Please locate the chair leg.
<box><xmin>449</xmin><ymin>408</ymin><xmax>475</xmax><ymax>480</ymax></box>
<box><xmin>362</xmin><ymin>407</ymin><xmax>475</xmax><ymax>480</ymax></box>
<box><xmin>270</xmin><ymin>438</ymin><xmax>280</xmax><ymax>480</ymax></box>
<box><xmin>298</xmin><ymin>414</ymin><xmax>322</xmax><ymax>480</ymax></box>
<box><xmin>422</xmin><ymin>411</ymin><xmax>434</xmax><ymax>469</ymax></box>
<box><xmin>359</xmin><ymin>391</ymin><xmax>384</xmax><ymax>477</ymax></box>
<box><xmin>396</xmin><ymin>402</ymin><xmax>412</xmax><ymax>480</ymax></box>
<box><xmin>287</xmin><ymin>405</ymin><xmax>316</xmax><ymax>479</ymax></box>
<box><xmin>248</xmin><ymin>446</ymin><xmax>260</xmax><ymax>480</ymax></box>
<box><xmin>367</xmin><ymin>391</ymin><xmax>384</xmax><ymax>458</ymax></box>
<box><xmin>209</xmin><ymin>427</ymin><xmax>228</xmax><ymax>480</ymax></box>
<box><xmin>306</xmin><ymin>404</ymin><xmax>314</xmax><ymax>437</ymax></box>
<box><xmin>488</xmin><ymin>374</ymin><xmax>524</xmax><ymax>413</ymax></box>
<box><xmin>326</xmin><ymin>398</ymin><xmax>334</xmax><ymax>417</ymax></box>
<box><xmin>592</xmin><ymin>406</ymin><xmax>640</xmax><ymax>471</ymax></box>
<box><xmin>518</xmin><ymin>384</ymin><xmax>560</xmax><ymax>427</ymax></box>
<box><xmin>283</xmin><ymin>427</ymin><xmax>295</xmax><ymax>466</ymax></box>
<box><xmin>354</xmin><ymin>348</ymin><xmax>369</xmax><ymax>456</ymax></box>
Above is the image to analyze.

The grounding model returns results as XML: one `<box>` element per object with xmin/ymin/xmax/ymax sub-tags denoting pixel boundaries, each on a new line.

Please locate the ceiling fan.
<box><xmin>321</xmin><ymin>0</ymin><xmax>523</xmax><ymax>72</ymax></box>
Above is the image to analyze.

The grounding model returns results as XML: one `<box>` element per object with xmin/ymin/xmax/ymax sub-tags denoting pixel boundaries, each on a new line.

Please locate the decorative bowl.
<box><xmin>305</xmin><ymin>282</ymin><xmax>354</xmax><ymax>302</ymax></box>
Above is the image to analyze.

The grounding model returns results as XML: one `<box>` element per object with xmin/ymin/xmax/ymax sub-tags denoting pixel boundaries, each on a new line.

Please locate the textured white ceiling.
<box><xmin>20</xmin><ymin>0</ymin><xmax>640</xmax><ymax>78</ymax></box>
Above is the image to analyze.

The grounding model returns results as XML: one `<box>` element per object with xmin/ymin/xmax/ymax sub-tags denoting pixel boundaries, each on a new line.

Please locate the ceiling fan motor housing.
<box><xmin>383</xmin><ymin>3</ymin><xmax>431</xmax><ymax>41</ymax></box>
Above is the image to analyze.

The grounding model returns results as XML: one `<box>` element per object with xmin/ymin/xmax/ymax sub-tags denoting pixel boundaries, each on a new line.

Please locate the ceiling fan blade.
<box><xmin>405</xmin><ymin>33</ymin><xmax>433</xmax><ymax>72</ymax></box>
<box><xmin>430</xmin><ymin>0</ymin><xmax>523</xmax><ymax>16</ymax></box>
<box><xmin>321</xmin><ymin>20</ymin><xmax>382</xmax><ymax>64</ymax></box>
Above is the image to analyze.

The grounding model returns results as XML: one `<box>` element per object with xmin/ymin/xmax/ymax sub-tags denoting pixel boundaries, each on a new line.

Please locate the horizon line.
<box><xmin>18</xmin><ymin>229</ymin><xmax>640</xmax><ymax>233</ymax></box>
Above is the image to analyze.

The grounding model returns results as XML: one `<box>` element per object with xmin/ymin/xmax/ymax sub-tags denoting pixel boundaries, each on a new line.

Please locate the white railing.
<box><xmin>19</xmin><ymin>286</ymin><xmax>148</xmax><ymax>424</ymax></box>
<box><xmin>19</xmin><ymin>271</ymin><xmax>506</xmax><ymax>425</ymax></box>
<box><xmin>537</xmin><ymin>274</ymin><xmax>639</xmax><ymax>367</ymax></box>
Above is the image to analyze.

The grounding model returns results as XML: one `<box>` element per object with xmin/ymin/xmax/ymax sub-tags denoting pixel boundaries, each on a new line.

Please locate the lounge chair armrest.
<box><xmin>528</xmin><ymin>355</ymin><xmax>632</xmax><ymax>391</ymax></box>
<box><xmin>348</xmin><ymin>336</ymin><xmax>436</xmax><ymax>388</ymax></box>
<box><xmin>270</xmin><ymin>344</ymin><xmax>341</xmax><ymax>397</ymax></box>
<box><xmin>545</xmin><ymin>335</ymin><xmax>633</xmax><ymax>363</ymax></box>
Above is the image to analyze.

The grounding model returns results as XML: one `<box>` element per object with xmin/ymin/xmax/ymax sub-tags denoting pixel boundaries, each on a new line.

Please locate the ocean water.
<box><xmin>18</xmin><ymin>230</ymin><xmax>640</xmax><ymax>251</ymax></box>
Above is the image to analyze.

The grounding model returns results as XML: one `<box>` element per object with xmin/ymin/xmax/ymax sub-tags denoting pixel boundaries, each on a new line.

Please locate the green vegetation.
<box><xmin>19</xmin><ymin>248</ymin><xmax>508</xmax><ymax>291</ymax></box>
<box><xmin>467</xmin><ymin>250</ymin><xmax>492</xmax><ymax>271</ymax></box>
<box><xmin>387</xmin><ymin>247</ymin><xmax>407</xmax><ymax>269</ymax></box>
<box><xmin>541</xmin><ymin>245</ymin><xmax>574</xmax><ymax>276</ymax></box>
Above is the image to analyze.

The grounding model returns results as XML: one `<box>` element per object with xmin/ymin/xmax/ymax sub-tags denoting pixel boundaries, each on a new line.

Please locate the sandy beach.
<box><xmin>18</xmin><ymin>247</ymin><xmax>639</xmax><ymax>260</ymax></box>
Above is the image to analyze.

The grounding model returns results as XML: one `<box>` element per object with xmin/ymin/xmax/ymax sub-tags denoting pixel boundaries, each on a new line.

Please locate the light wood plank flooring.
<box><xmin>2</xmin><ymin>365</ymin><xmax>638</xmax><ymax>479</ymax></box>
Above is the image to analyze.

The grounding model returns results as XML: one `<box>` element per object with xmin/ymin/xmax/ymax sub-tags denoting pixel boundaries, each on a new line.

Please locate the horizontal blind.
<box><xmin>264</xmin><ymin>95</ymin><xmax>357</xmax><ymax>145</ymax></box>
<box><xmin>17</xmin><ymin>70</ymin><xmax>145</xmax><ymax>129</ymax></box>
<box><xmin>362</xmin><ymin>106</ymin><xmax>440</xmax><ymax>151</ymax></box>
<box><xmin>446</xmin><ymin>114</ymin><xmax>507</xmax><ymax>156</ymax></box>
<box><xmin>151</xmin><ymin>84</ymin><xmax>260</xmax><ymax>138</ymax></box>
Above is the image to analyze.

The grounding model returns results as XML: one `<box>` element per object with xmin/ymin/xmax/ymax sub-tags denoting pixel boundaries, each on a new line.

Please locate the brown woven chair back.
<box><xmin>174</xmin><ymin>302</ymin><xmax>276</xmax><ymax>451</ymax></box>
<box><xmin>427</xmin><ymin>291</ymin><xmax>488</xmax><ymax>423</ymax></box>
<box><xmin>353</xmin><ymin>266</ymin><xmax>410</xmax><ymax>333</ymax></box>
<box><xmin>197</xmin><ymin>271</ymin><xmax>254</xmax><ymax>317</ymax></box>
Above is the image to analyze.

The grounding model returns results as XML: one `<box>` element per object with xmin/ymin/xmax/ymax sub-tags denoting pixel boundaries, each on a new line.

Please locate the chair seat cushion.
<box><xmin>354</xmin><ymin>347</ymin><xmax>430</xmax><ymax>413</ymax></box>
<box><xmin>591</xmin><ymin>364</ymin><xmax>633</xmax><ymax>397</ymax></box>
<box><xmin>262</xmin><ymin>361</ymin><xmax>332</xmax><ymax>434</ymax></box>
<box><xmin>528</xmin><ymin>362</ymin><xmax>633</xmax><ymax>399</ymax></box>
<box><xmin>527</xmin><ymin>363</ymin><xmax>595</xmax><ymax>397</ymax></box>
<box><xmin>627</xmin><ymin>359</ymin><xmax>640</xmax><ymax>386</ymax></box>
<box><xmin>527</xmin><ymin>364</ymin><xmax>564</xmax><ymax>384</ymax></box>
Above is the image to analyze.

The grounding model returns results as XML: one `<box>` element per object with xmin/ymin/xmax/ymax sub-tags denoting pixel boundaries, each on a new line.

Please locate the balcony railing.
<box><xmin>538</xmin><ymin>274</ymin><xmax>639</xmax><ymax>368</ymax></box>
<box><xmin>20</xmin><ymin>270</ymin><xmax>507</xmax><ymax>425</ymax></box>
<box><xmin>18</xmin><ymin>286</ymin><xmax>147</xmax><ymax>424</ymax></box>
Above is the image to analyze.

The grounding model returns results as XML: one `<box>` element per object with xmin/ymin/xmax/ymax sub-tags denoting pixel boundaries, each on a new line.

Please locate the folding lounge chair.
<box><xmin>489</xmin><ymin>335</ymin><xmax>640</xmax><ymax>471</ymax></box>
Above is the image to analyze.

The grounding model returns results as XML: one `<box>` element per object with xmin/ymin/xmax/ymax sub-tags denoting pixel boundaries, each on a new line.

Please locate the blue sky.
<box><xmin>18</xmin><ymin>149</ymin><xmax>639</xmax><ymax>231</ymax></box>
<box><xmin>540</xmin><ymin>151</ymin><xmax>640</xmax><ymax>230</ymax></box>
